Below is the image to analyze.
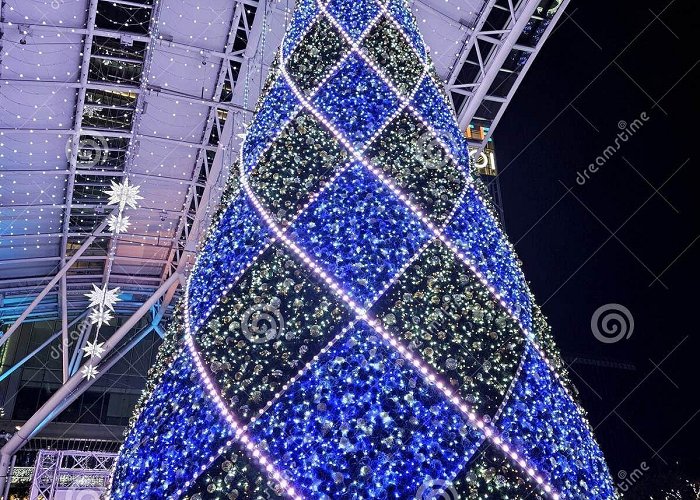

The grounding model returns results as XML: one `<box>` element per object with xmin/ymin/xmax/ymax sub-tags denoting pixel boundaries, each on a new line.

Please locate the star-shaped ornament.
<box><xmin>105</xmin><ymin>179</ymin><xmax>143</xmax><ymax>210</ymax></box>
<box><xmin>88</xmin><ymin>308</ymin><xmax>114</xmax><ymax>328</ymax></box>
<box><xmin>107</xmin><ymin>213</ymin><xmax>130</xmax><ymax>234</ymax></box>
<box><xmin>85</xmin><ymin>284</ymin><xmax>121</xmax><ymax>311</ymax></box>
<box><xmin>83</xmin><ymin>340</ymin><xmax>106</xmax><ymax>359</ymax></box>
<box><xmin>81</xmin><ymin>364</ymin><xmax>99</xmax><ymax>380</ymax></box>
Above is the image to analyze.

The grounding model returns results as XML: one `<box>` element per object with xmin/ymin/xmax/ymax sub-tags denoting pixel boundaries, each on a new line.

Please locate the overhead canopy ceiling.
<box><xmin>1</xmin><ymin>0</ymin><xmax>259</xmax><ymax>324</ymax></box>
<box><xmin>0</xmin><ymin>0</ymin><xmax>565</xmax><ymax>326</ymax></box>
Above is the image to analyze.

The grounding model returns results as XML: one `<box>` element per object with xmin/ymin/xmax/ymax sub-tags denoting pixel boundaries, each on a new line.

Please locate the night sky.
<box><xmin>494</xmin><ymin>0</ymin><xmax>699</xmax><ymax>483</ymax></box>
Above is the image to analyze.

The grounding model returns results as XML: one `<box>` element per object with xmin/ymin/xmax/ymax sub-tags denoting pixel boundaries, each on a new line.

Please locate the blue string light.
<box><xmin>110</xmin><ymin>1</ymin><xmax>615</xmax><ymax>498</ymax></box>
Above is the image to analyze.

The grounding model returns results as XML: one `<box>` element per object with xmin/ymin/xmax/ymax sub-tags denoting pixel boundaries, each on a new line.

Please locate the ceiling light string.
<box><xmin>257</xmin><ymin>0</ymin><xmax>272</xmax><ymax>101</ymax></box>
<box><xmin>77</xmin><ymin>0</ymin><xmax>167</xmax><ymax>381</ymax></box>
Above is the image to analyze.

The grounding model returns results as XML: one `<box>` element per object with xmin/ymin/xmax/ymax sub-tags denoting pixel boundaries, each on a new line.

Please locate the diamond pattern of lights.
<box><xmin>111</xmin><ymin>1</ymin><xmax>615</xmax><ymax>499</ymax></box>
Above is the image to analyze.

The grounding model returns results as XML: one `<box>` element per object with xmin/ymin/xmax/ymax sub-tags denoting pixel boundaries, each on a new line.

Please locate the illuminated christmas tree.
<box><xmin>110</xmin><ymin>0</ymin><xmax>616</xmax><ymax>498</ymax></box>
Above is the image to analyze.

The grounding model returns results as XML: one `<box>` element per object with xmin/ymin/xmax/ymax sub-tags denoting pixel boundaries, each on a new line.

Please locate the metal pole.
<box><xmin>0</xmin><ymin>311</ymin><xmax>88</xmax><ymax>384</ymax></box>
<box><xmin>60</xmin><ymin>276</ymin><xmax>69</xmax><ymax>382</ymax></box>
<box><xmin>0</xmin><ymin>273</ymin><xmax>181</xmax><ymax>495</ymax></box>
<box><xmin>68</xmin><ymin>322</ymin><xmax>93</xmax><ymax>377</ymax></box>
<box><xmin>0</xmin><ymin>455</ymin><xmax>13</xmax><ymax>500</ymax></box>
<box><xmin>0</xmin><ymin>216</ymin><xmax>110</xmax><ymax>348</ymax></box>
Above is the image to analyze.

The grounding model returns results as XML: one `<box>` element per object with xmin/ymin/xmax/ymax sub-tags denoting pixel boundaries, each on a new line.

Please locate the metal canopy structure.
<box><xmin>0</xmin><ymin>0</ymin><xmax>569</xmax><ymax>492</ymax></box>
<box><xmin>0</xmin><ymin>0</ymin><xmax>260</xmax><ymax>326</ymax></box>
<box><xmin>444</xmin><ymin>0</ymin><xmax>569</xmax><ymax>148</ymax></box>
<box><xmin>29</xmin><ymin>449</ymin><xmax>117</xmax><ymax>499</ymax></box>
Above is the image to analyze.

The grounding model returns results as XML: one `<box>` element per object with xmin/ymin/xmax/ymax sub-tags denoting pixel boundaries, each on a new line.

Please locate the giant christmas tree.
<box><xmin>110</xmin><ymin>0</ymin><xmax>616</xmax><ymax>498</ymax></box>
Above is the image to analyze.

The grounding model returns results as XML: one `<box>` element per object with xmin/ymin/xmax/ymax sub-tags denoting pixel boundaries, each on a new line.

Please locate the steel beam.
<box><xmin>161</xmin><ymin>0</ymin><xmax>257</xmax><ymax>284</ymax></box>
<box><xmin>0</xmin><ymin>255</ymin><xmax>170</xmax><ymax>266</ymax></box>
<box><xmin>477</xmin><ymin>0</ymin><xmax>571</xmax><ymax>147</ymax></box>
<box><xmin>58</xmin><ymin>0</ymin><xmax>99</xmax><ymax>299</ymax></box>
<box><xmin>68</xmin><ymin>322</ymin><xmax>93</xmax><ymax>376</ymax></box>
<box><xmin>444</xmin><ymin>0</ymin><xmax>570</xmax><ymax>151</ymax></box>
<box><xmin>0</xmin><ymin>80</ymin><xmax>140</xmax><ymax>93</ymax></box>
<box><xmin>0</xmin><ymin>311</ymin><xmax>88</xmax><ymax>384</ymax></box>
<box><xmin>0</xmin><ymin>216</ymin><xmax>110</xmax><ymax>348</ymax></box>
<box><xmin>0</xmin><ymin>273</ymin><xmax>163</xmax><ymax>288</ymax></box>
<box><xmin>445</xmin><ymin>0</ymin><xmax>498</xmax><ymax>94</ymax></box>
<box><xmin>60</xmin><ymin>275</ymin><xmax>69</xmax><ymax>382</ymax></box>
<box><xmin>93</xmin><ymin>0</ymin><xmax>165</xmax><ymax>326</ymax></box>
<box><xmin>0</xmin><ymin>272</ymin><xmax>181</xmax><ymax>495</ymax></box>
<box><xmin>0</xmin><ymin>127</ymin><xmax>221</xmax><ymax>150</ymax></box>
<box><xmin>0</xmin><ymin>232</ymin><xmax>180</xmax><ymax>243</ymax></box>
<box><xmin>455</xmin><ymin>0</ymin><xmax>541</xmax><ymax>131</ymax></box>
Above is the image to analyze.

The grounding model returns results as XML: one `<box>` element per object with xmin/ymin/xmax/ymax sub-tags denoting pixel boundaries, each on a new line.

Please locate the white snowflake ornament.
<box><xmin>85</xmin><ymin>284</ymin><xmax>121</xmax><ymax>311</ymax></box>
<box><xmin>105</xmin><ymin>179</ymin><xmax>143</xmax><ymax>210</ymax></box>
<box><xmin>81</xmin><ymin>364</ymin><xmax>99</xmax><ymax>380</ymax></box>
<box><xmin>83</xmin><ymin>340</ymin><xmax>106</xmax><ymax>359</ymax></box>
<box><xmin>89</xmin><ymin>308</ymin><xmax>114</xmax><ymax>328</ymax></box>
<box><xmin>107</xmin><ymin>213</ymin><xmax>131</xmax><ymax>234</ymax></box>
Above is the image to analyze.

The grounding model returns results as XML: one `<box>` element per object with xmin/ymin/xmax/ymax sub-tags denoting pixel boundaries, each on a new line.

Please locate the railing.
<box><xmin>28</xmin><ymin>450</ymin><xmax>117</xmax><ymax>500</ymax></box>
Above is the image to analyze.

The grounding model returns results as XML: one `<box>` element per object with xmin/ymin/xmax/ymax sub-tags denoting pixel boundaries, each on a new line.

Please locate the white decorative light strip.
<box><xmin>179</xmin><ymin>319</ymin><xmax>355</xmax><ymax>492</ymax></box>
<box><xmin>185</xmin><ymin>2</ymin><xmax>349</xmax><ymax>291</ymax></box>
<box><xmin>315</xmin><ymin>0</ymin><xmax>469</xmax><ymax>179</ymax></box>
<box><xmin>374</xmin><ymin>0</ymin><xmax>464</xmax><ymax>131</ymax></box>
<box><xmin>181</xmin><ymin>184</ymin><xmax>471</xmax><ymax>492</ymax></box>
<box><xmin>187</xmin><ymin>157</ymin><xmax>354</xmax><ymax>332</ymax></box>
<box><xmin>185</xmin><ymin>4</ymin><xmax>393</xmax><ymax>325</ymax></box>
<box><xmin>188</xmin><ymin>0</ymin><xmax>429</xmax><ymax>313</ymax></box>
<box><xmin>445</xmin><ymin>332</ymin><xmax>531</xmax><ymax>487</ymax></box>
<box><xmin>245</xmin><ymin>229</ymin><xmax>445</xmax><ymax>427</ymax></box>
<box><xmin>281</xmin><ymin>7</ymin><xmax>580</xmax><ymax>427</ymax></box>
<box><xmin>242</xmin><ymin>0</ymin><xmax>385</xmax><ymax>177</ymax></box>
<box><xmin>259</xmin><ymin>0</ymin><xmax>386</xmax><ymax>158</ymax></box>
<box><xmin>274</xmin><ymin>11</ymin><xmax>563</xmax><ymax>497</ymax></box>
<box><xmin>433</xmin><ymin>197</ymin><xmax>581</xmax><ymax>404</ymax></box>
<box><xmin>187</xmin><ymin>8</ymin><xmax>429</xmax><ymax>331</ymax></box>
<box><xmin>239</xmin><ymin>169</ymin><xmax>560</xmax><ymax>499</ymax></box>
<box><xmin>363</xmin><ymin>2</ymin><xmax>553</xmax><ymax>377</ymax></box>
<box><xmin>183</xmin><ymin>1</ymin><xmax>565</xmax><ymax>496</ymax></box>
<box><xmin>179</xmin><ymin>329</ymin><xmax>303</xmax><ymax>500</ymax></box>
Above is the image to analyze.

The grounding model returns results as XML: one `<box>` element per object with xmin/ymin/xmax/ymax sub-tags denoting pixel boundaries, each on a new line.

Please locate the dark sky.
<box><xmin>494</xmin><ymin>0</ymin><xmax>699</xmax><ymax>481</ymax></box>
